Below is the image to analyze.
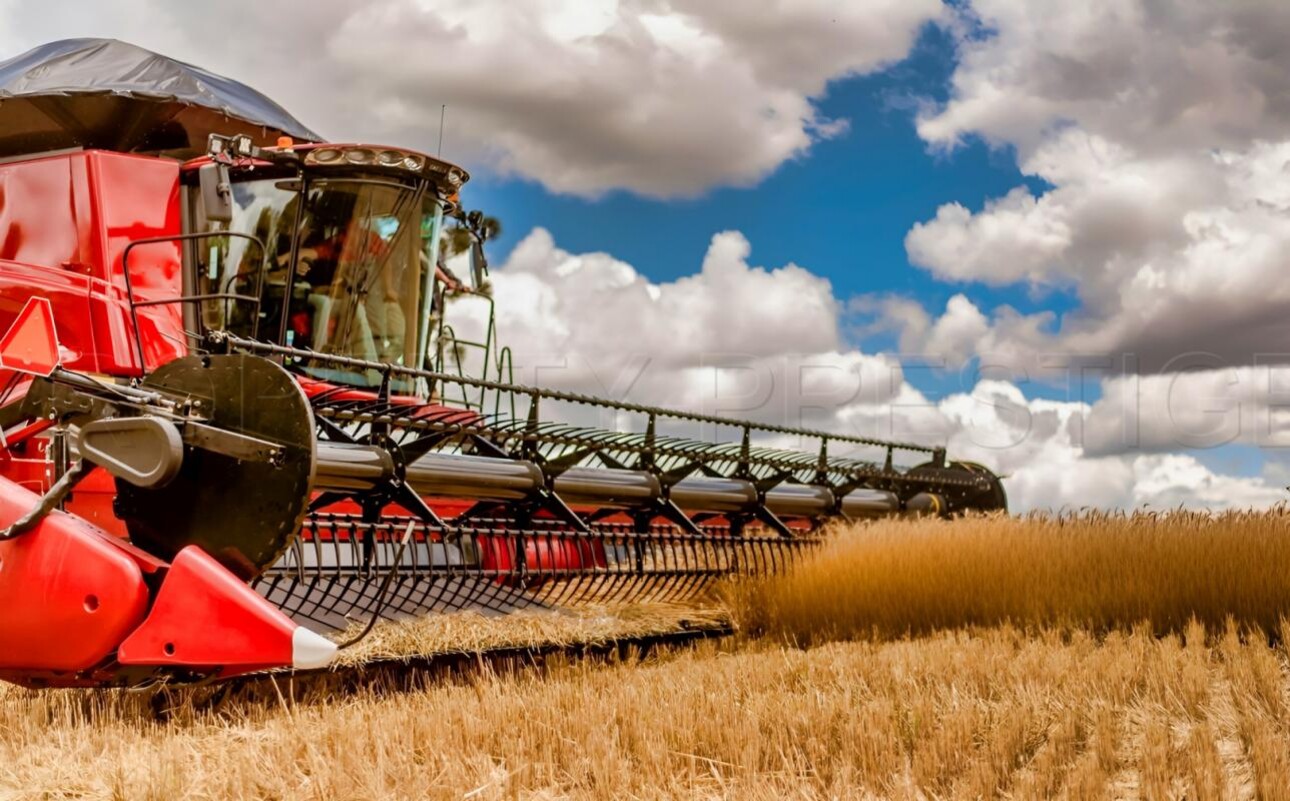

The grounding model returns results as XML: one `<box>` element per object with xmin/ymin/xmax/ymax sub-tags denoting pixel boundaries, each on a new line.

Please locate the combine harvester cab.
<box><xmin>0</xmin><ymin>39</ymin><xmax>1006</xmax><ymax>689</ymax></box>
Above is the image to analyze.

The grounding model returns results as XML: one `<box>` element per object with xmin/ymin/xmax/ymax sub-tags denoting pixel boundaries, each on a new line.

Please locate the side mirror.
<box><xmin>470</xmin><ymin>239</ymin><xmax>487</xmax><ymax>288</ymax></box>
<box><xmin>199</xmin><ymin>162</ymin><xmax>234</xmax><ymax>224</ymax></box>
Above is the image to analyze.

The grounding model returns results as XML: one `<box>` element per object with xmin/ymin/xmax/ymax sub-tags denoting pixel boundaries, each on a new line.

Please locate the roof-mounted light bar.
<box><xmin>303</xmin><ymin>145</ymin><xmax>468</xmax><ymax>189</ymax></box>
<box><xmin>202</xmin><ymin>134</ymin><xmax>469</xmax><ymax>194</ymax></box>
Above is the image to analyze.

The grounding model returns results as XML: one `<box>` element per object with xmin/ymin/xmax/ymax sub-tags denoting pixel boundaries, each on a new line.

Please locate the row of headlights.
<box><xmin>303</xmin><ymin>146</ymin><xmax>466</xmax><ymax>188</ymax></box>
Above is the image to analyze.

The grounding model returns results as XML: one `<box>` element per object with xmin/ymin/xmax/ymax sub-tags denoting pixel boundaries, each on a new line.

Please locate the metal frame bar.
<box><xmin>122</xmin><ymin>231</ymin><xmax>269</xmax><ymax>370</ymax></box>
<box><xmin>212</xmin><ymin>332</ymin><xmax>947</xmax><ymax>460</ymax></box>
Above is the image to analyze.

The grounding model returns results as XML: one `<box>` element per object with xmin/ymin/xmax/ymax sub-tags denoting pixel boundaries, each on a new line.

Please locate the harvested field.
<box><xmin>331</xmin><ymin>601</ymin><xmax>730</xmax><ymax>667</ymax></box>
<box><xmin>2</xmin><ymin>511</ymin><xmax>1289</xmax><ymax>800</ymax></box>
<box><xmin>3</xmin><ymin>625</ymin><xmax>1289</xmax><ymax>799</ymax></box>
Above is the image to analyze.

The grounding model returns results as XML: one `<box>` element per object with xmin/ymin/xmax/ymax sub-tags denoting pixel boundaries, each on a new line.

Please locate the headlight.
<box><xmin>302</xmin><ymin>146</ymin><xmax>461</xmax><ymax>186</ymax></box>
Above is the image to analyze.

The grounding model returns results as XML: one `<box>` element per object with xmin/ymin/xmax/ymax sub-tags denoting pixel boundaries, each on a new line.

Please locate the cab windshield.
<box><xmin>188</xmin><ymin>172</ymin><xmax>445</xmax><ymax>390</ymax></box>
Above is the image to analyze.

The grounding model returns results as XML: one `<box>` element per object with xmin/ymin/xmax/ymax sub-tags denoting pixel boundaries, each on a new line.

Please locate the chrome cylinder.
<box><xmin>314</xmin><ymin>442</ymin><xmax>395</xmax><ymax>492</ymax></box>
<box><xmin>319</xmin><ymin>443</ymin><xmax>890</xmax><ymax>522</ymax></box>
<box><xmin>905</xmin><ymin>492</ymin><xmax>945</xmax><ymax>516</ymax></box>
<box><xmin>554</xmin><ymin>467</ymin><xmax>662</xmax><ymax>508</ymax></box>
<box><xmin>403</xmin><ymin>452</ymin><xmax>544</xmax><ymax>501</ymax></box>
<box><xmin>764</xmin><ymin>484</ymin><xmax>836</xmax><ymax>518</ymax></box>
<box><xmin>669</xmin><ymin>476</ymin><xmax>759</xmax><ymax>514</ymax></box>
<box><xmin>840</xmin><ymin>488</ymin><xmax>900</xmax><ymax>518</ymax></box>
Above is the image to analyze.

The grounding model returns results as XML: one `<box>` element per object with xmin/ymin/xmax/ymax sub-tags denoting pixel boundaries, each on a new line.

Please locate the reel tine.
<box><xmin>261</xmin><ymin>512</ymin><xmax>806</xmax><ymax>633</ymax></box>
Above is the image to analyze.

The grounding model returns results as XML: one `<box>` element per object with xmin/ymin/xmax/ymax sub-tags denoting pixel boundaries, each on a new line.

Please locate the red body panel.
<box><xmin>0</xmin><ymin>477</ymin><xmax>149</xmax><ymax>672</ymax></box>
<box><xmin>85</xmin><ymin>152</ymin><xmax>185</xmax><ymax>374</ymax></box>
<box><xmin>478</xmin><ymin>535</ymin><xmax>608</xmax><ymax>586</ymax></box>
<box><xmin>0</xmin><ymin>150</ymin><xmax>185</xmax><ymax>377</ymax></box>
<box><xmin>117</xmin><ymin>546</ymin><xmax>297</xmax><ymax>675</ymax></box>
<box><xmin>297</xmin><ymin>377</ymin><xmax>484</xmax><ymax>425</ymax></box>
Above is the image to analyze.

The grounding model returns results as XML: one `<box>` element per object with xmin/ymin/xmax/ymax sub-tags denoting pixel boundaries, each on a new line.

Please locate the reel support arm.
<box><xmin>0</xmin><ymin>460</ymin><xmax>91</xmax><ymax>541</ymax></box>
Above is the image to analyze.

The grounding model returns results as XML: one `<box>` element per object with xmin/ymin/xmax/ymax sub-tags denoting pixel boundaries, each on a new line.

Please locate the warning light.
<box><xmin>0</xmin><ymin>298</ymin><xmax>61</xmax><ymax>377</ymax></box>
<box><xmin>276</xmin><ymin>136</ymin><xmax>294</xmax><ymax>150</ymax></box>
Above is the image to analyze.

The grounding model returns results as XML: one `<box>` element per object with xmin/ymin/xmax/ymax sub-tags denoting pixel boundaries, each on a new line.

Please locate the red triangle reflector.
<box><xmin>0</xmin><ymin>298</ymin><xmax>61</xmax><ymax>377</ymax></box>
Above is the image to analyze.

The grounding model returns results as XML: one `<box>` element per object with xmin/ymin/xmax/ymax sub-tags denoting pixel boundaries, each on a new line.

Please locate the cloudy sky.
<box><xmin>5</xmin><ymin>0</ymin><xmax>1290</xmax><ymax>511</ymax></box>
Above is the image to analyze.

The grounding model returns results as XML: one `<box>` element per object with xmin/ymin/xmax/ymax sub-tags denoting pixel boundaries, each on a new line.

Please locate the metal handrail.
<box><xmin>432</xmin><ymin>290</ymin><xmax>515</xmax><ymax>418</ymax></box>
<box><xmin>492</xmin><ymin>344</ymin><xmax>516</xmax><ymax>419</ymax></box>
<box><xmin>434</xmin><ymin>323</ymin><xmax>476</xmax><ymax>410</ymax></box>
<box><xmin>121</xmin><ymin>231</ymin><xmax>268</xmax><ymax>371</ymax></box>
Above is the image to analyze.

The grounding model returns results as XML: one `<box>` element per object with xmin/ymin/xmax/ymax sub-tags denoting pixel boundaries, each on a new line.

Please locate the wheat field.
<box><xmin>731</xmin><ymin>508</ymin><xmax>1290</xmax><ymax>642</ymax></box>
<box><xmin>0</xmin><ymin>510</ymin><xmax>1288</xmax><ymax>800</ymax></box>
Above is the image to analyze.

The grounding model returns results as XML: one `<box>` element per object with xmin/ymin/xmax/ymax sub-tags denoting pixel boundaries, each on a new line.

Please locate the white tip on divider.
<box><xmin>292</xmin><ymin>626</ymin><xmax>339</xmax><ymax>669</ymax></box>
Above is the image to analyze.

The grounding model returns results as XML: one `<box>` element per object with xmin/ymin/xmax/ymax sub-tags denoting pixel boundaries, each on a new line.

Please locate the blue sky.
<box><xmin>465</xmin><ymin>23</ymin><xmax>1075</xmax><ymax>401</ymax></box>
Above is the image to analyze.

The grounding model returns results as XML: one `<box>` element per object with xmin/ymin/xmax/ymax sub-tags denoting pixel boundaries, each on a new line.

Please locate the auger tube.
<box><xmin>310</xmin><ymin>448</ymin><xmax>893</xmax><ymax>521</ymax></box>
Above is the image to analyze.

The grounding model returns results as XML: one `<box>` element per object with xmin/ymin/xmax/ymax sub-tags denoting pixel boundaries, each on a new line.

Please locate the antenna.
<box><xmin>437</xmin><ymin>104</ymin><xmax>446</xmax><ymax>157</ymax></box>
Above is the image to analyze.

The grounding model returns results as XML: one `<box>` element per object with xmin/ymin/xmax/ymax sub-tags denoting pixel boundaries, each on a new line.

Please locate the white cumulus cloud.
<box><xmin>901</xmin><ymin>1</ymin><xmax>1290</xmax><ymax>375</ymax></box>
<box><xmin>0</xmin><ymin>0</ymin><xmax>943</xmax><ymax>197</ymax></box>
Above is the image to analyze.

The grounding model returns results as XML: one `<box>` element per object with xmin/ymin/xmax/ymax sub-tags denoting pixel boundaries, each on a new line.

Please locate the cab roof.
<box><xmin>0</xmin><ymin>38</ymin><xmax>319</xmax><ymax>159</ymax></box>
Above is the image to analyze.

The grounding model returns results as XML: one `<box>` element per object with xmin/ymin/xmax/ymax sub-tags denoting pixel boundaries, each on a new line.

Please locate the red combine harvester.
<box><xmin>0</xmin><ymin>40</ymin><xmax>1006</xmax><ymax>688</ymax></box>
